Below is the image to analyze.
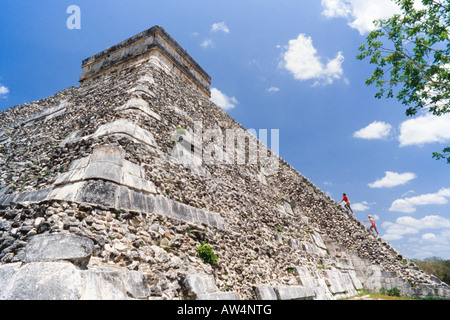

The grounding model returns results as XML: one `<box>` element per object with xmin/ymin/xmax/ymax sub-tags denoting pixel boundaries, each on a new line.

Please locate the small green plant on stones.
<box><xmin>387</xmin><ymin>287</ymin><xmax>401</xmax><ymax>297</ymax></box>
<box><xmin>380</xmin><ymin>286</ymin><xmax>401</xmax><ymax>297</ymax></box>
<box><xmin>197</xmin><ymin>241</ymin><xmax>218</xmax><ymax>265</ymax></box>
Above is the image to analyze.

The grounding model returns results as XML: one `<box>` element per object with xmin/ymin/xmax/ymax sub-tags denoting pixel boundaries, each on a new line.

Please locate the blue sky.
<box><xmin>1</xmin><ymin>0</ymin><xmax>450</xmax><ymax>259</ymax></box>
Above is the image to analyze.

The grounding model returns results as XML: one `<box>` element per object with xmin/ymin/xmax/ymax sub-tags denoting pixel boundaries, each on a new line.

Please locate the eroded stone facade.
<box><xmin>0</xmin><ymin>26</ymin><xmax>449</xmax><ymax>300</ymax></box>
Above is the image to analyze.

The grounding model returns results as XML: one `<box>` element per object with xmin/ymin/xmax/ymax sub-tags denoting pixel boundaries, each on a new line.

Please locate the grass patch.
<box><xmin>344</xmin><ymin>291</ymin><xmax>415</xmax><ymax>300</ymax></box>
<box><xmin>343</xmin><ymin>289</ymin><xmax>436</xmax><ymax>300</ymax></box>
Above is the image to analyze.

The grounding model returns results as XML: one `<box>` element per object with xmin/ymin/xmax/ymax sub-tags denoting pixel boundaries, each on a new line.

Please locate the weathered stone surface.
<box><xmin>196</xmin><ymin>292</ymin><xmax>239</xmax><ymax>300</ymax></box>
<box><xmin>182</xmin><ymin>273</ymin><xmax>239</xmax><ymax>300</ymax></box>
<box><xmin>0</xmin><ymin>260</ymin><xmax>157</xmax><ymax>300</ymax></box>
<box><xmin>1</xmin><ymin>261</ymin><xmax>83</xmax><ymax>300</ymax></box>
<box><xmin>0</xmin><ymin>233</ymin><xmax>157</xmax><ymax>300</ymax></box>
<box><xmin>0</xmin><ymin>25</ymin><xmax>449</xmax><ymax>301</ymax></box>
<box><xmin>80</xmin><ymin>26</ymin><xmax>211</xmax><ymax>96</ymax></box>
<box><xmin>23</xmin><ymin>233</ymin><xmax>94</xmax><ymax>268</ymax></box>
<box><xmin>273</xmin><ymin>285</ymin><xmax>315</xmax><ymax>300</ymax></box>
<box><xmin>79</xmin><ymin>266</ymin><xmax>152</xmax><ymax>300</ymax></box>
<box><xmin>254</xmin><ymin>285</ymin><xmax>277</xmax><ymax>300</ymax></box>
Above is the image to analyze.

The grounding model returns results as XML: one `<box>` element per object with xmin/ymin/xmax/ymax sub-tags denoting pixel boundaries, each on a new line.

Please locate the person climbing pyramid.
<box><xmin>338</xmin><ymin>193</ymin><xmax>354</xmax><ymax>214</ymax></box>
<box><xmin>364</xmin><ymin>215</ymin><xmax>379</xmax><ymax>236</ymax></box>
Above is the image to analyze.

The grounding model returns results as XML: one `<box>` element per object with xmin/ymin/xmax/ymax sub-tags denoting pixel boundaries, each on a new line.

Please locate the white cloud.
<box><xmin>421</xmin><ymin>233</ymin><xmax>437</xmax><ymax>241</ymax></box>
<box><xmin>199</xmin><ymin>22</ymin><xmax>230</xmax><ymax>49</ymax></box>
<box><xmin>200</xmin><ymin>39</ymin><xmax>214</xmax><ymax>48</ymax></box>
<box><xmin>368</xmin><ymin>171</ymin><xmax>416</xmax><ymax>189</ymax></box>
<box><xmin>389</xmin><ymin>199</ymin><xmax>417</xmax><ymax>213</ymax></box>
<box><xmin>401</xmin><ymin>190</ymin><xmax>415</xmax><ymax>197</ymax></box>
<box><xmin>210</xmin><ymin>88</ymin><xmax>238</xmax><ymax>111</ymax></box>
<box><xmin>0</xmin><ymin>84</ymin><xmax>9</xmax><ymax>98</ymax></box>
<box><xmin>382</xmin><ymin>215</ymin><xmax>450</xmax><ymax>242</ymax></box>
<box><xmin>398</xmin><ymin>113</ymin><xmax>450</xmax><ymax>147</ymax></box>
<box><xmin>211</xmin><ymin>22</ymin><xmax>230</xmax><ymax>33</ymax></box>
<box><xmin>281</xmin><ymin>34</ymin><xmax>345</xmax><ymax>86</ymax></box>
<box><xmin>352</xmin><ymin>201</ymin><xmax>370</xmax><ymax>212</ymax></box>
<box><xmin>353</xmin><ymin>121</ymin><xmax>392</xmax><ymax>139</ymax></box>
<box><xmin>321</xmin><ymin>0</ymin><xmax>401</xmax><ymax>35</ymax></box>
<box><xmin>267</xmin><ymin>87</ymin><xmax>280</xmax><ymax>93</ymax></box>
<box><xmin>389</xmin><ymin>188</ymin><xmax>450</xmax><ymax>213</ymax></box>
<box><xmin>321</xmin><ymin>0</ymin><xmax>353</xmax><ymax>18</ymax></box>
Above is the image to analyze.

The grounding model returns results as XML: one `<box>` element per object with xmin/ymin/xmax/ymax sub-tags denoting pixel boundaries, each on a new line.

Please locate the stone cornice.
<box><xmin>79</xmin><ymin>26</ymin><xmax>211</xmax><ymax>96</ymax></box>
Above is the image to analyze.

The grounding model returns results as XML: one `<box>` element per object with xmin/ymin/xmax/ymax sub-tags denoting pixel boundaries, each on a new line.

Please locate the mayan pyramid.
<box><xmin>0</xmin><ymin>26</ymin><xmax>449</xmax><ymax>300</ymax></box>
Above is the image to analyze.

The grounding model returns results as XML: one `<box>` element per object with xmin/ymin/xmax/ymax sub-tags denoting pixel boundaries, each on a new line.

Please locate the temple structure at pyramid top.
<box><xmin>79</xmin><ymin>25</ymin><xmax>212</xmax><ymax>97</ymax></box>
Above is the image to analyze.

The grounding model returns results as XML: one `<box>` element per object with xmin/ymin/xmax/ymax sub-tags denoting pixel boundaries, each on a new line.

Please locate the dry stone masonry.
<box><xmin>0</xmin><ymin>26</ymin><xmax>449</xmax><ymax>300</ymax></box>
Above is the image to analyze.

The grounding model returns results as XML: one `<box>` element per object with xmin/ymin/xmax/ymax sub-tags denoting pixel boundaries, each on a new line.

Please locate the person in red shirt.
<box><xmin>338</xmin><ymin>193</ymin><xmax>354</xmax><ymax>214</ymax></box>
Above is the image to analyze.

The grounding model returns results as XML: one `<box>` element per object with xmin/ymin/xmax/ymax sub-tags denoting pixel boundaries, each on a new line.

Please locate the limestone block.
<box><xmin>323</xmin><ymin>270</ymin><xmax>346</xmax><ymax>294</ymax></box>
<box><xmin>254</xmin><ymin>285</ymin><xmax>277</xmax><ymax>300</ymax></box>
<box><xmin>153</xmin><ymin>195</ymin><xmax>173</xmax><ymax>217</ymax></box>
<box><xmin>23</xmin><ymin>101</ymin><xmax>67</xmax><ymax>127</ymax></box>
<box><xmin>347</xmin><ymin>269</ymin><xmax>364</xmax><ymax>290</ymax></box>
<box><xmin>196</xmin><ymin>292</ymin><xmax>239</xmax><ymax>300</ymax></box>
<box><xmin>90</xmin><ymin>145</ymin><xmax>125</xmax><ymax>165</ymax></box>
<box><xmin>119</xmin><ymin>97</ymin><xmax>149</xmax><ymax>110</ymax></box>
<box><xmin>1</xmin><ymin>261</ymin><xmax>83</xmax><ymax>300</ymax></box>
<box><xmin>314</xmin><ymin>292</ymin><xmax>335</xmax><ymax>300</ymax></box>
<box><xmin>55</xmin><ymin>146</ymin><xmax>156</xmax><ymax>195</ymax></box>
<box><xmin>293</xmin><ymin>267</ymin><xmax>332</xmax><ymax>299</ymax></box>
<box><xmin>128</xmin><ymin>189</ymin><xmax>148</xmax><ymax>213</ymax></box>
<box><xmin>0</xmin><ymin>261</ymin><xmax>152</xmax><ymax>300</ymax></box>
<box><xmin>14</xmin><ymin>187</ymin><xmax>52</xmax><ymax>204</ymax></box>
<box><xmin>90</xmin><ymin>119</ymin><xmax>157</xmax><ymax>147</ymax></box>
<box><xmin>137</xmin><ymin>75</ymin><xmax>155</xmax><ymax>85</ymax></box>
<box><xmin>79</xmin><ymin>267</ymin><xmax>129</xmax><ymax>300</ymax></box>
<box><xmin>314</xmin><ymin>278</ymin><xmax>332</xmax><ymax>297</ymax></box>
<box><xmin>67</xmin><ymin>156</ymin><xmax>90</xmax><ymax>171</ymax></box>
<box><xmin>0</xmin><ymin>262</ymin><xmax>22</xmax><ymax>297</ymax></box>
<box><xmin>0</xmin><ymin>218</ymin><xmax>12</xmax><ymax>231</ymax></box>
<box><xmin>287</xmin><ymin>238</ymin><xmax>301</xmax><ymax>250</ymax></box>
<box><xmin>294</xmin><ymin>266</ymin><xmax>316</xmax><ymax>288</ymax></box>
<box><xmin>301</xmin><ymin>241</ymin><xmax>326</xmax><ymax>256</ymax></box>
<box><xmin>23</xmin><ymin>233</ymin><xmax>94</xmax><ymax>268</ymax></box>
<box><xmin>339</xmin><ymin>272</ymin><xmax>358</xmax><ymax>296</ymax></box>
<box><xmin>310</xmin><ymin>231</ymin><xmax>327</xmax><ymax>251</ymax></box>
<box><xmin>85</xmin><ymin>161</ymin><xmax>122</xmax><ymax>183</ymax></box>
<box><xmin>128</xmin><ymin>85</ymin><xmax>157</xmax><ymax>98</ymax></box>
<box><xmin>120</xmin><ymin>269</ymin><xmax>152</xmax><ymax>299</ymax></box>
<box><xmin>214</xmin><ymin>213</ymin><xmax>226</xmax><ymax>230</ymax></box>
<box><xmin>273</xmin><ymin>285</ymin><xmax>315</xmax><ymax>300</ymax></box>
<box><xmin>54</xmin><ymin>168</ymin><xmax>86</xmax><ymax>185</ymax></box>
<box><xmin>364</xmin><ymin>265</ymin><xmax>383</xmax><ymax>292</ymax></box>
<box><xmin>120</xmin><ymin>159</ymin><xmax>156</xmax><ymax>194</ymax></box>
<box><xmin>170</xmin><ymin>201</ymin><xmax>193</xmax><ymax>224</ymax></box>
<box><xmin>59</xmin><ymin>130</ymin><xmax>86</xmax><ymax>147</ymax></box>
<box><xmin>121</xmin><ymin>172</ymin><xmax>156</xmax><ymax>193</ymax></box>
<box><xmin>131</xmin><ymin>122</ymin><xmax>157</xmax><ymax>147</ymax></box>
<box><xmin>194</xmin><ymin>208</ymin><xmax>209</xmax><ymax>226</ymax></box>
<box><xmin>182</xmin><ymin>273</ymin><xmax>239</xmax><ymax>300</ymax></box>
<box><xmin>75</xmin><ymin>180</ymin><xmax>118</xmax><ymax>207</ymax></box>
<box><xmin>116</xmin><ymin>185</ymin><xmax>131</xmax><ymax>209</ymax></box>
<box><xmin>47</xmin><ymin>181</ymin><xmax>84</xmax><ymax>202</ymax></box>
<box><xmin>121</xmin><ymin>160</ymin><xmax>146</xmax><ymax>178</ymax></box>
<box><xmin>182</xmin><ymin>273</ymin><xmax>218</xmax><ymax>297</ymax></box>
<box><xmin>80</xmin><ymin>266</ymin><xmax>151</xmax><ymax>300</ymax></box>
